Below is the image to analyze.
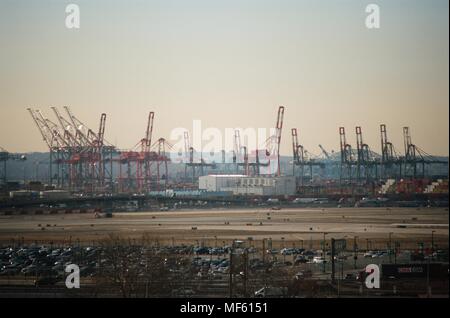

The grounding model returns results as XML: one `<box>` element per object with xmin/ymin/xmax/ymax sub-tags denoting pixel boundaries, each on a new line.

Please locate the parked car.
<box><xmin>312</xmin><ymin>257</ymin><xmax>326</xmax><ymax>264</ymax></box>
<box><xmin>345</xmin><ymin>273</ymin><xmax>357</xmax><ymax>280</ymax></box>
<box><xmin>0</xmin><ymin>268</ymin><xmax>20</xmax><ymax>276</ymax></box>
<box><xmin>281</xmin><ymin>248</ymin><xmax>295</xmax><ymax>255</ymax></box>
<box><xmin>34</xmin><ymin>276</ymin><xmax>60</xmax><ymax>287</ymax></box>
<box><xmin>254</xmin><ymin>286</ymin><xmax>287</xmax><ymax>298</ymax></box>
<box><xmin>294</xmin><ymin>255</ymin><xmax>308</xmax><ymax>264</ymax></box>
<box><xmin>172</xmin><ymin>288</ymin><xmax>196</xmax><ymax>297</ymax></box>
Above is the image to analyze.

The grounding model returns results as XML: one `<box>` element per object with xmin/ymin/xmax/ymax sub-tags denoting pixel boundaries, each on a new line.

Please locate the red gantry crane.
<box><xmin>116</xmin><ymin>111</ymin><xmax>171</xmax><ymax>193</ymax></box>
<box><xmin>28</xmin><ymin>107</ymin><xmax>113</xmax><ymax>192</ymax></box>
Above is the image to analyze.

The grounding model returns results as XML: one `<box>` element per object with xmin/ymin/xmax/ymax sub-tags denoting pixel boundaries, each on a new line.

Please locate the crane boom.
<box><xmin>318</xmin><ymin>144</ymin><xmax>330</xmax><ymax>159</ymax></box>
<box><xmin>144</xmin><ymin>112</ymin><xmax>155</xmax><ymax>152</ymax></box>
<box><xmin>63</xmin><ymin>106</ymin><xmax>96</xmax><ymax>146</ymax></box>
<box><xmin>183</xmin><ymin>131</ymin><xmax>192</xmax><ymax>163</ymax></box>
<box><xmin>291</xmin><ymin>128</ymin><xmax>299</xmax><ymax>163</ymax></box>
<box><xmin>97</xmin><ymin>113</ymin><xmax>107</xmax><ymax>148</ymax></box>
<box><xmin>28</xmin><ymin>108</ymin><xmax>53</xmax><ymax>149</ymax></box>
<box><xmin>234</xmin><ymin>130</ymin><xmax>241</xmax><ymax>163</ymax></box>
<box><xmin>51</xmin><ymin>107</ymin><xmax>81</xmax><ymax>148</ymax></box>
<box><xmin>274</xmin><ymin>106</ymin><xmax>285</xmax><ymax>176</ymax></box>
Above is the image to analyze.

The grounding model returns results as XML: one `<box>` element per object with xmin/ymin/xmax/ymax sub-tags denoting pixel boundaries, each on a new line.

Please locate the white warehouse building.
<box><xmin>198</xmin><ymin>175</ymin><xmax>296</xmax><ymax>196</ymax></box>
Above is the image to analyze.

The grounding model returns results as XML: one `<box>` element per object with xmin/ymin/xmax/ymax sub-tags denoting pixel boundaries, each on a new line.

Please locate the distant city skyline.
<box><xmin>0</xmin><ymin>0</ymin><xmax>448</xmax><ymax>156</ymax></box>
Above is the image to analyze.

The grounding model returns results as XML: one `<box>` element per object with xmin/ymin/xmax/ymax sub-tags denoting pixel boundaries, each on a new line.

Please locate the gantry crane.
<box><xmin>257</xmin><ymin>106</ymin><xmax>285</xmax><ymax>176</ymax></box>
<box><xmin>380</xmin><ymin>124</ymin><xmax>402</xmax><ymax>179</ymax></box>
<box><xmin>154</xmin><ymin>138</ymin><xmax>172</xmax><ymax>191</ymax></box>
<box><xmin>233</xmin><ymin>129</ymin><xmax>251</xmax><ymax>175</ymax></box>
<box><xmin>28</xmin><ymin>107</ymin><xmax>114</xmax><ymax>191</ymax></box>
<box><xmin>117</xmin><ymin>111</ymin><xmax>170</xmax><ymax>193</ymax></box>
<box><xmin>183</xmin><ymin>131</ymin><xmax>215</xmax><ymax>183</ymax></box>
<box><xmin>355</xmin><ymin>126</ymin><xmax>379</xmax><ymax>181</ymax></box>
<box><xmin>60</xmin><ymin>108</ymin><xmax>110</xmax><ymax>191</ymax></box>
<box><xmin>28</xmin><ymin>108</ymin><xmax>70</xmax><ymax>187</ymax></box>
<box><xmin>291</xmin><ymin>128</ymin><xmax>325</xmax><ymax>186</ymax></box>
<box><xmin>339</xmin><ymin>127</ymin><xmax>355</xmax><ymax>183</ymax></box>
<box><xmin>232</xmin><ymin>107</ymin><xmax>284</xmax><ymax>177</ymax></box>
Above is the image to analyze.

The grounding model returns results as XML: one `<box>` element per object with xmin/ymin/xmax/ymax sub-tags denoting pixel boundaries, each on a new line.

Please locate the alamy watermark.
<box><xmin>365</xmin><ymin>264</ymin><xmax>380</xmax><ymax>289</ymax></box>
<box><xmin>65</xmin><ymin>4</ymin><xmax>80</xmax><ymax>29</ymax></box>
<box><xmin>169</xmin><ymin>120</ymin><xmax>280</xmax><ymax>175</ymax></box>
<box><xmin>65</xmin><ymin>263</ymin><xmax>80</xmax><ymax>289</ymax></box>
<box><xmin>365</xmin><ymin>4</ymin><xmax>380</xmax><ymax>29</ymax></box>
<box><xmin>63</xmin><ymin>4</ymin><xmax>380</xmax><ymax>31</ymax></box>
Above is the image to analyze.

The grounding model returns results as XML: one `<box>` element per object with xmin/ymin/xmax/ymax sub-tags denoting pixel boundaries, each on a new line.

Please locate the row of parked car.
<box><xmin>0</xmin><ymin>245</ymin><xmax>99</xmax><ymax>280</ymax></box>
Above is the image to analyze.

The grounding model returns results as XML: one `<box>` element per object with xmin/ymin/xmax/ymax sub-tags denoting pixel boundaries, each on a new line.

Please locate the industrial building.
<box><xmin>199</xmin><ymin>175</ymin><xmax>296</xmax><ymax>196</ymax></box>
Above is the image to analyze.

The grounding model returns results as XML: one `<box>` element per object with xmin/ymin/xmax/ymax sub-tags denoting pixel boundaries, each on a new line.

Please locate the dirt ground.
<box><xmin>0</xmin><ymin>207</ymin><xmax>448</xmax><ymax>249</ymax></box>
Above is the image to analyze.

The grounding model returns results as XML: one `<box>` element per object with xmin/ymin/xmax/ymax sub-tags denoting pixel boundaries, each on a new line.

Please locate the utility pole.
<box><xmin>262</xmin><ymin>239</ymin><xmax>266</xmax><ymax>264</ymax></box>
<box><xmin>323</xmin><ymin>232</ymin><xmax>327</xmax><ymax>273</ymax></box>
<box><xmin>394</xmin><ymin>241</ymin><xmax>398</xmax><ymax>264</ymax></box>
<box><xmin>229</xmin><ymin>250</ymin><xmax>233</xmax><ymax>298</ymax></box>
<box><xmin>353</xmin><ymin>236</ymin><xmax>358</xmax><ymax>269</ymax></box>
<box><xmin>244</xmin><ymin>249</ymin><xmax>248</xmax><ymax>298</ymax></box>
<box><xmin>331</xmin><ymin>238</ymin><xmax>336</xmax><ymax>283</ymax></box>
<box><xmin>426</xmin><ymin>255</ymin><xmax>431</xmax><ymax>298</ymax></box>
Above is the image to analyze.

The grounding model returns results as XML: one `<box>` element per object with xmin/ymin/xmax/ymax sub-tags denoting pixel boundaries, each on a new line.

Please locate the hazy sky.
<box><xmin>0</xmin><ymin>0</ymin><xmax>448</xmax><ymax>156</ymax></box>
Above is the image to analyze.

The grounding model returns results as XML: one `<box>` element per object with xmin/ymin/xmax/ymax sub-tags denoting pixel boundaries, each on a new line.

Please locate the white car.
<box><xmin>312</xmin><ymin>256</ymin><xmax>326</xmax><ymax>264</ymax></box>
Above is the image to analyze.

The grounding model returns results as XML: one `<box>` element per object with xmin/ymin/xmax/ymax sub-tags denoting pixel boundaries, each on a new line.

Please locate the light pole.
<box><xmin>394</xmin><ymin>241</ymin><xmax>398</xmax><ymax>264</ymax></box>
<box><xmin>353</xmin><ymin>236</ymin><xmax>358</xmax><ymax>269</ymax></box>
<box><xmin>389</xmin><ymin>232</ymin><xmax>393</xmax><ymax>263</ymax></box>
<box><xmin>323</xmin><ymin>232</ymin><xmax>328</xmax><ymax>273</ymax></box>
<box><xmin>262</xmin><ymin>238</ymin><xmax>266</xmax><ymax>264</ymax></box>
<box><xmin>426</xmin><ymin>249</ymin><xmax>431</xmax><ymax>298</ymax></box>
<box><xmin>431</xmin><ymin>230</ymin><xmax>435</xmax><ymax>260</ymax></box>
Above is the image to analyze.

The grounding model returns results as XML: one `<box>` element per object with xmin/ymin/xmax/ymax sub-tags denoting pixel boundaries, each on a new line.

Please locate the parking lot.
<box><xmin>0</xmin><ymin>241</ymin><xmax>448</xmax><ymax>297</ymax></box>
